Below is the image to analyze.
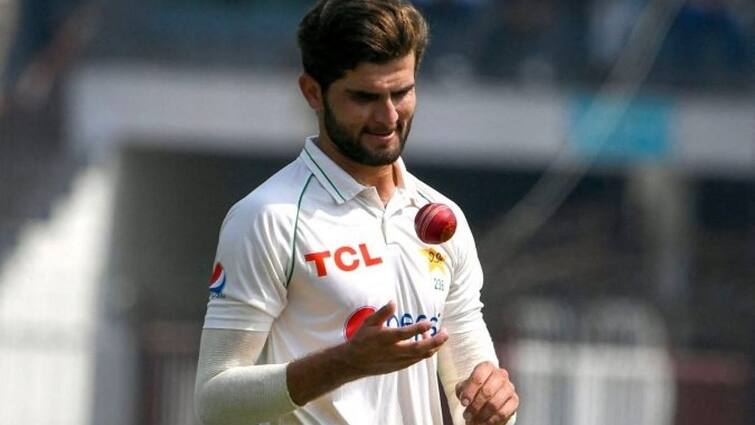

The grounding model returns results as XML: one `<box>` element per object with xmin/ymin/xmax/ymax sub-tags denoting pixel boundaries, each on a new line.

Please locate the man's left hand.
<box><xmin>455</xmin><ymin>361</ymin><xmax>518</xmax><ymax>425</ymax></box>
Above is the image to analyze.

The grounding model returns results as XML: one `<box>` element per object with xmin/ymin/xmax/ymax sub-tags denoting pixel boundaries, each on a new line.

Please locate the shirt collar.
<box><xmin>300</xmin><ymin>137</ymin><xmax>366</xmax><ymax>204</ymax></box>
<box><xmin>299</xmin><ymin>136</ymin><xmax>425</xmax><ymax>206</ymax></box>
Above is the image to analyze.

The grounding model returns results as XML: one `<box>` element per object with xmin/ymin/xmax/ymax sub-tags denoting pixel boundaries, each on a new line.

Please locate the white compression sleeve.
<box><xmin>437</xmin><ymin>326</ymin><xmax>517</xmax><ymax>425</ymax></box>
<box><xmin>194</xmin><ymin>329</ymin><xmax>297</xmax><ymax>425</ymax></box>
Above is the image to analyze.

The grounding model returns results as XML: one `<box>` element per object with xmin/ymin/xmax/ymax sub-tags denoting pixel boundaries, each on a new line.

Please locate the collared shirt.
<box><xmin>204</xmin><ymin>137</ymin><xmax>488</xmax><ymax>425</ymax></box>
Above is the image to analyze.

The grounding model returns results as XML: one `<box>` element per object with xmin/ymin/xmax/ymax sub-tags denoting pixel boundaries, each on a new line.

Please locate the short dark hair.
<box><xmin>297</xmin><ymin>0</ymin><xmax>429</xmax><ymax>92</ymax></box>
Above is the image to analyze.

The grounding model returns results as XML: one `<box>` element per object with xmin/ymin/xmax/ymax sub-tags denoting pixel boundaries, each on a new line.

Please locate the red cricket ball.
<box><xmin>414</xmin><ymin>203</ymin><xmax>457</xmax><ymax>244</ymax></box>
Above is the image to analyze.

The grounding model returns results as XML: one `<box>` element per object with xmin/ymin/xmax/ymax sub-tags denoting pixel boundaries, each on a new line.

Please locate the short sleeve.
<box><xmin>442</xmin><ymin>208</ymin><xmax>488</xmax><ymax>335</ymax></box>
<box><xmin>202</xmin><ymin>200</ymin><xmax>292</xmax><ymax>332</ymax></box>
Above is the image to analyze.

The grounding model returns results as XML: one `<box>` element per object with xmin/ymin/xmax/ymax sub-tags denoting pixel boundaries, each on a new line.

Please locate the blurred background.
<box><xmin>0</xmin><ymin>0</ymin><xmax>753</xmax><ymax>424</ymax></box>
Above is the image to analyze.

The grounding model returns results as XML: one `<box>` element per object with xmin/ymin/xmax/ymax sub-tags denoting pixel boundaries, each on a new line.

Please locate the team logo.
<box><xmin>421</xmin><ymin>247</ymin><xmax>447</xmax><ymax>275</ymax></box>
<box><xmin>209</xmin><ymin>262</ymin><xmax>226</xmax><ymax>298</ymax></box>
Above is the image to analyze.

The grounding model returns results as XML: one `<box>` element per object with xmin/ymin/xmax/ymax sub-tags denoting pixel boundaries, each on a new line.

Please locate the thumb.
<box><xmin>363</xmin><ymin>300</ymin><xmax>396</xmax><ymax>327</ymax></box>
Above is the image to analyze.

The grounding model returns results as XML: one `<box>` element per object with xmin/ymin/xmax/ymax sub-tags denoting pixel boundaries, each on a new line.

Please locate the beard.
<box><xmin>323</xmin><ymin>98</ymin><xmax>412</xmax><ymax>166</ymax></box>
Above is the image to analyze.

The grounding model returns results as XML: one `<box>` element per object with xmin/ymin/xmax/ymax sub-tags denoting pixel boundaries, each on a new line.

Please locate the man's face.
<box><xmin>320</xmin><ymin>54</ymin><xmax>417</xmax><ymax>166</ymax></box>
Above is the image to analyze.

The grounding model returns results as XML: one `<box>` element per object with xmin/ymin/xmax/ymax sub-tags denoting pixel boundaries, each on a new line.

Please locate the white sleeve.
<box><xmin>203</xmin><ymin>201</ymin><xmax>293</xmax><ymax>331</ymax></box>
<box><xmin>194</xmin><ymin>329</ymin><xmax>297</xmax><ymax>425</ymax></box>
<box><xmin>443</xmin><ymin>208</ymin><xmax>485</xmax><ymax>334</ymax></box>
<box><xmin>439</xmin><ymin>207</ymin><xmax>516</xmax><ymax>424</ymax></box>
<box><xmin>437</xmin><ymin>325</ymin><xmax>517</xmax><ymax>425</ymax></box>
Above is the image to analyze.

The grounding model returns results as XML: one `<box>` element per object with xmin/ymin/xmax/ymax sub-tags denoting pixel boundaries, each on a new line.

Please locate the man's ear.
<box><xmin>299</xmin><ymin>73</ymin><xmax>324</xmax><ymax>112</ymax></box>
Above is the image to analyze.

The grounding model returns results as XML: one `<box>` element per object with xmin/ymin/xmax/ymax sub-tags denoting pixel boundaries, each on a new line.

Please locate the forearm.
<box><xmin>194</xmin><ymin>329</ymin><xmax>297</xmax><ymax>425</ymax></box>
<box><xmin>438</xmin><ymin>326</ymin><xmax>517</xmax><ymax>425</ymax></box>
<box><xmin>438</xmin><ymin>327</ymin><xmax>499</xmax><ymax>425</ymax></box>
<box><xmin>286</xmin><ymin>342</ymin><xmax>365</xmax><ymax>405</ymax></box>
<box><xmin>198</xmin><ymin>348</ymin><xmax>361</xmax><ymax>425</ymax></box>
<box><xmin>196</xmin><ymin>303</ymin><xmax>447</xmax><ymax>424</ymax></box>
<box><xmin>194</xmin><ymin>331</ymin><xmax>363</xmax><ymax>424</ymax></box>
<box><xmin>198</xmin><ymin>363</ymin><xmax>296</xmax><ymax>425</ymax></box>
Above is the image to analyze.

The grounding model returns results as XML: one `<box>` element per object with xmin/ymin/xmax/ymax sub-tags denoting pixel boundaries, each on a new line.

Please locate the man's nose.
<box><xmin>373</xmin><ymin>98</ymin><xmax>399</xmax><ymax>127</ymax></box>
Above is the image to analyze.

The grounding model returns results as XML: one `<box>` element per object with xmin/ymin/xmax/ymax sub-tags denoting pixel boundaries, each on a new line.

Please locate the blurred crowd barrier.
<box><xmin>505</xmin><ymin>298</ymin><xmax>675</xmax><ymax>425</ymax></box>
<box><xmin>499</xmin><ymin>297</ymin><xmax>751</xmax><ymax>425</ymax></box>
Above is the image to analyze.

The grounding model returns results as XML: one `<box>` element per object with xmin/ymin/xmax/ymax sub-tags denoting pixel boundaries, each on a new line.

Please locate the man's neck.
<box><xmin>315</xmin><ymin>137</ymin><xmax>397</xmax><ymax>206</ymax></box>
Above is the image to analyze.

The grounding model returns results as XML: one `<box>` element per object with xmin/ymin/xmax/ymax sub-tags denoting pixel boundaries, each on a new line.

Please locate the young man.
<box><xmin>194</xmin><ymin>1</ymin><xmax>519</xmax><ymax>424</ymax></box>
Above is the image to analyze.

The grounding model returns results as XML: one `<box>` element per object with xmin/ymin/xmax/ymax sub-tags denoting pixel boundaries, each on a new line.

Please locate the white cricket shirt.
<box><xmin>204</xmin><ymin>137</ymin><xmax>490</xmax><ymax>425</ymax></box>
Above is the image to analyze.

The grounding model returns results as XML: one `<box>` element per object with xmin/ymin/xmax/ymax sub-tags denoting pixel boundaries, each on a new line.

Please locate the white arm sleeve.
<box><xmin>437</xmin><ymin>326</ymin><xmax>517</xmax><ymax>425</ymax></box>
<box><xmin>194</xmin><ymin>329</ymin><xmax>297</xmax><ymax>425</ymax></box>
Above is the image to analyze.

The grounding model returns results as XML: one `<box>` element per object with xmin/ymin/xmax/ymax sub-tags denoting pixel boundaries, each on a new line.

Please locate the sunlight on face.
<box><xmin>322</xmin><ymin>54</ymin><xmax>417</xmax><ymax>166</ymax></box>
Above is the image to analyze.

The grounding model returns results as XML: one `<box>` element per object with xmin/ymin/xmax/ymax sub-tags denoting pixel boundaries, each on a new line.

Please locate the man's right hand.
<box><xmin>287</xmin><ymin>300</ymin><xmax>448</xmax><ymax>405</ymax></box>
<box><xmin>344</xmin><ymin>300</ymin><xmax>449</xmax><ymax>376</ymax></box>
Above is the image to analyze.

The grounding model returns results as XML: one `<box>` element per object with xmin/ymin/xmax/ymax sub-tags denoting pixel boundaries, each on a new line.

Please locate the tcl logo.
<box><xmin>304</xmin><ymin>243</ymin><xmax>383</xmax><ymax>277</ymax></box>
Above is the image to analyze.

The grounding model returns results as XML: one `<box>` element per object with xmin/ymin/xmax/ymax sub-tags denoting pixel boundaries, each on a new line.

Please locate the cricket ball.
<box><xmin>414</xmin><ymin>203</ymin><xmax>457</xmax><ymax>244</ymax></box>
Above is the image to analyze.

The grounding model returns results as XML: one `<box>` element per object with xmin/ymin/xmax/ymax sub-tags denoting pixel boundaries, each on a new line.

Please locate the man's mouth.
<box><xmin>364</xmin><ymin>131</ymin><xmax>396</xmax><ymax>144</ymax></box>
<box><xmin>365</xmin><ymin>128</ymin><xmax>398</xmax><ymax>138</ymax></box>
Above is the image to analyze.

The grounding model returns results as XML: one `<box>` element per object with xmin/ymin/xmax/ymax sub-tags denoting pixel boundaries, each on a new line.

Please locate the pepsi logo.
<box><xmin>209</xmin><ymin>262</ymin><xmax>226</xmax><ymax>297</ymax></box>
<box><xmin>343</xmin><ymin>307</ymin><xmax>441</xmax><ymax>341</ymax></box>
<box><xmin>344</xmin><ymin>306</ymin><xmax>376</xmax><ymax>341</ymax></box>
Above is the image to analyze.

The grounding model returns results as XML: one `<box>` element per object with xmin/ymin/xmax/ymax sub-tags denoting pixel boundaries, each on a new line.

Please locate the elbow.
<box><xmin>194</xmin><ymin>378</ymin><xmax>277</xmax><ymax>425</ymax></box>
<box><xmin>194</xmin><ymin>382</ymin><xmax>224</xmax><ymax>425</ymax></box>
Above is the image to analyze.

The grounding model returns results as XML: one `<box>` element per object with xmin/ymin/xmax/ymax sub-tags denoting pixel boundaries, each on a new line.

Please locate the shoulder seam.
<box><xmin>417</xmin><ymin>190</ymin><xmax>432</xmax><ymax>203</ymax></box>
<box><xmin>285</xmin><ymin>173</ymin><xmax>315</xmax><ymax>287</ymax></box>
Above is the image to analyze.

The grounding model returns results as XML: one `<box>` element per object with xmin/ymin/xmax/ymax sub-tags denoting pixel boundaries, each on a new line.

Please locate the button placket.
<box><xmin>382</xmin><ymin>191</ymin><xmax>412</xmax><ymax>246</ymax></box>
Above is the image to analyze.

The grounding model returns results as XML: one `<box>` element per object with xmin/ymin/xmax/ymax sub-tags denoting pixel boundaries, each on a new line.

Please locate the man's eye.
<box><xmin>392</xmin><ymin>90</ymin><xmax>410</xmax><ymax>101</ymax></box>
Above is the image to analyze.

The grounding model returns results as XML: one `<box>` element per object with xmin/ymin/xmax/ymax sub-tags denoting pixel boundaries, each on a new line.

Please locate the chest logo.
<box><xmin>304</xmin><ymin>243</ymin><xmax>383</xmax><ymax>277</ymax></box>
<box><xmin>421</xmin><ymin>247</ymin><xmax>448</xmax><ymax>275</ymax></box>
<box><xmin>344</xmin><ymin>306</ymin><xmax>376</xmax><ymax>340</ymax></box>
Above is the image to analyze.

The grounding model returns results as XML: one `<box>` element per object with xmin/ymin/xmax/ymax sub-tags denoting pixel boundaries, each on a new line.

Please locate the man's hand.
<box><xmin>287</xmin><ymin>300</ymin><xmax>448</xmax><ymax>405</ymax></box>
<box><xmin>455</xmin><ymin>361</ymin><xmax>518</xmax><ymax>425</ymax></box>
<box><xmin>344</xmin><ymin>300</ymin><xmax>449</xmax><ymax>376</ymax></box>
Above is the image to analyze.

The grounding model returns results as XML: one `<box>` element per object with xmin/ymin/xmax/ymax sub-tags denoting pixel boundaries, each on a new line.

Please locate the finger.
<box><xmin>408</xmin><ymin>327</ymin><xmax>448</xmax><ymax>356</ymax></box>
<box><xmin>386</xmin><ymin>320</ymin><xmax>433</xmax><ymax>342</ymax></box>
<box><xmin>391</xmin><ymin>327</ymin><xmax>448</xmax><ymax>360</ymax></box>
<box><xmin>363</xmin><ymin>300</ymin><xmax>396</xmax><ymax>327</ymax></box>
<box><xmin>476</xmin><ymin>380</ymin><xmax>517</xmax><ymax>425</ymax></box>
<box><xmin>470</xmin><ymin>380</ymin><xmax>510</xmax><ymax>424</ymax></box>
<box><xmin>457</xmin><ymin>361</ymin><xmax>496</xmax><ymax>408</ymax></box>
<box><xmin>467</xmin><ymin>368</ymin><xmax>508</xmax><ymax>420</ymax></box>
<box><xmin>478</xmin><ymin>402</ymin><xmax>517</xmax><ymax>425</ymax></box>
<box><xmin>482</xmin><ymin>413</ymin><xmax>504</xmax><ymax>425</ymax></box>
<box><xmin>394</xmin><ymin>328</ymin><xmax>449</xmax><ymax>361</ymax></box>
<box><xmin>498</xmin><ymin>390</ymin><xmax>519</xmax><ymax>422</ymax></box>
